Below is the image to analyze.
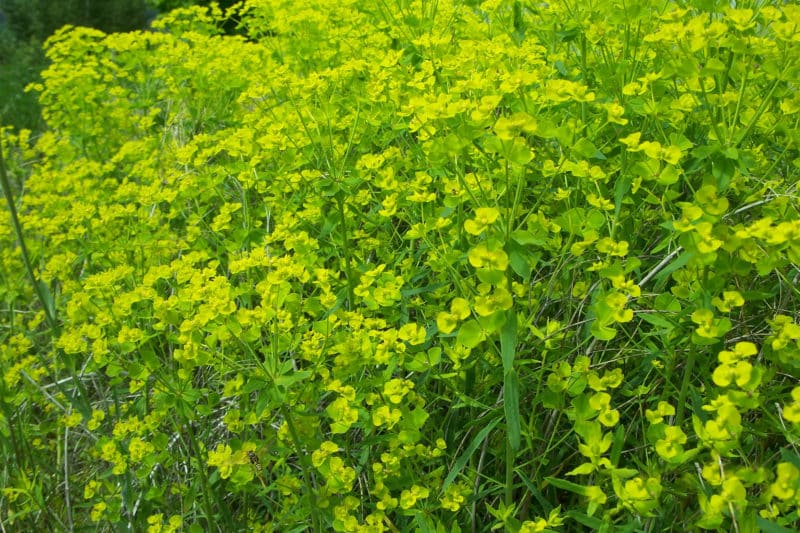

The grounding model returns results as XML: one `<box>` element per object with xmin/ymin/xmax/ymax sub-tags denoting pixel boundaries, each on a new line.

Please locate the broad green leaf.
<box><xmin>508</xmin><ymin>249</ymin><xmax>532</xmax><ymax>280</ymax></box>
<box><xmin>555</xmin><ymin>208</ymin><xmax>587</xmax><ymax>234</ymax></box>
<box><xmin>456</xmin><ymin>319</ymin><xmax>484</xmax><ymax>348</ymax></box>
<box><xmin>507</xmin><ymin>240</ymin><xmax>534</xmax><ymax>280</ymax></box>
<box><xmin>413</xmin><ymin>512</ymin><xmax>436</xmax><ymax>533</ymax></box>
<box><xmin>669</xmin><ymin>133</ymin><xmax>694</xmax><ymax>151</ymax></box>
<box><xmin>756</xmin><ymin>518</ymin><xmax>796</xmax><ymax>533</ymax></box>
<box><xmin>656</xmin><ymin>164</ymin><xmax>680</xmax><ymax>185</ymax></box>
<box><xmin>503</xmin><ymin>137</ymin><xmax>534</xmax><ymax>165</ymax></box>
<box><xmin>585</xmin><ymin>209</ymin><xmax>606</xmax><ymax>230</ymax></box>
<box><xmin>654</xmin><ymin>293</ymin><xmax>682</xmax><ymax>312</ymax></box>
<box><xmin>590</xmin><ymin>319</ymin><xmax>617</xmax><ymax>341</ymax></box>
<box><xmin>510</xmin><ymin>229</ymin><xmax>542</xmax><ymax>246</ymax></box>
<box><xmin>573</xmin><ymin>137</ymin><xmax>605</xmax><ymax>159</ymax></box>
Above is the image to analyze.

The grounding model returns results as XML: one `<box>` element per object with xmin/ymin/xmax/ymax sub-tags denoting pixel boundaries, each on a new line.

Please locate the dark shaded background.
<box><xmin>0</xmin><ymin>0</ymin><xmax>240</xmax><ymax>131</ymax></box>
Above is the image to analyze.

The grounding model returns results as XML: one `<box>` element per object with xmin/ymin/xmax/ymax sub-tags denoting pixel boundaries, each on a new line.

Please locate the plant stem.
<box><xmin>280</xmin><ymin>404</ymin><xmax>321</xmax><ymax>532</ymax></box>
<box><xmin>336</xmin><ymin>192</ymin><xmax>355</xmax><ymax>310</ymax></box>
<box><xmin>675</xmin><ymin>349</ymin><xmax>695</xmax><ymax>427</ymax></box>
<box><xmin>505</xmin><ymin>437</ymin><xmax>514</xmax><ymax>508</ymax></box>
<box><xmin>0</xmin><ymin>138</ymin><xmax>58</xmax><ymax>332</ymax></box>
<box><xmin>183</xmin><ymin>420</ymin><xmax>232</xmax><ymax>529</ymax></box>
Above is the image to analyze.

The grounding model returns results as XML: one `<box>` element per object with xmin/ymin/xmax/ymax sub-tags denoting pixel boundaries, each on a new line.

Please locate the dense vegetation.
<box><xmin>0</xmin><ymin>0</ymin><xmax>236</xmax><ymax>130</ymax></box>
<box><xmin>2</xmin><ymin>1</ymin><xmax>800</xmax><ymax>531</ymax></box>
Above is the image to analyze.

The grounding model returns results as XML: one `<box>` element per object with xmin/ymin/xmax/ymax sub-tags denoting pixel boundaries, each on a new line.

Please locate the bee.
<box><xmin>248</xmin><ymin>449</ymin><xmax>268</xmax><ymax>488</ymax></box>
<box><xmin>247</xmin><ymin>450</ymin><xmax>262</xmax><ymax>471</ymax></box>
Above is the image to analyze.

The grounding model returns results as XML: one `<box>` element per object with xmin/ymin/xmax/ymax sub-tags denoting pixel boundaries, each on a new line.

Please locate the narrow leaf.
<box><xmin>500</xmin><ymin>309</ymin><xmax>517</xmax><ymax>372</ymax></box>
<box><xmin>565</xmin><ymin>511</ymin><xmax>605</xmax><ymax>529</ymax></box>
<box><xmin>611</xmin><ymin>424</ymin><xmax>625</xmax><ymax>466</ymax></box>
<box><xmin>544</xmin><ymin>476</ymin><xmax>588</xmax><ymax>495</ymax></box>
<box><xmin>652</xmin><ymin>251</ymin><xmax>694</xmax><ymax>289</ymax></box>
<box><xmin>504</xmin><ymin>369</ymin><xmax>521</xmax><ymax>451</ymax></box>
<box><xmin>441</xmin><ymin>416</ymin><xmax>502</xmax><ymax>493</ymax></box>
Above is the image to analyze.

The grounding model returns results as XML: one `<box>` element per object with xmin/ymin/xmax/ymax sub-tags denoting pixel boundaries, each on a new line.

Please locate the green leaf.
<box><xmin>408</xmin><ymin>405</ymin><xmax>430</xmax><ymax>429</ymax></box>
<box><xmin>230</xmin><ymin>466</ymin><xmax>254</xmax><ymax>485</ymax></box>
<box><xmin>476</xmin><ymin>268</ymin><xmax>506</xmax><ymax>285</ymax></box>
<box><xmin>711</xmin><ymin>153</ymin><xmax>736</xmax><ymax>190</ymax></box>
<box><xmin>555</xmin><ymin>208</ymin><xmax>587</xmax><ymax>235</ymax></box>
<box><xmin>500</xmin><ymin>309</ymin><xmax>517</xmax><ymax>372</ymax></box>
<box><xmin>756</xmin><ymin>518</ymin><xmax>796</xmax><ymax>533</ymax></box>
<box><xmin>483</xmin><ymin>134</ymin><xmax>503</xmax><ymax>154</ymax></box>
<box><xmin>564</xmin><ymin>511</ymin><xmax>605</xmax><ymax>529</ymax></box>
<box><xmin>656</xmin><ymin>165</ymin><xmax>680</xmax><ymax>185</ymax></box>
<box><xmin>508</xmin><ymin>240</ymin><xmax>534</xmax><ymax>280</ymax></box>
<box><xmin>242</xmin><ymin>378</ymin><xmax>268</xmax><ymax>395</ymax></box>
<box><xmin>511</xmin><ymin>229</ymin><xmax>545</xmax><ymax>246</ymax></box>
<box><xmin>609</xmin><ymin>468</ymin><xmax>639</xmax><ymax>479</ymax></box>
<box><xmin>613</xmin><ymin>175</ymin><xmax>631</xmax><ymax>221</ymax></box>
<box><xmin>669</xmin><ymin>133</ymin><xmax>694</xmax><ymax>151</ymax></box>
<box><xmin>36</xmin><ymin>279</ymin><xmax>56</xmax><ymax>325</ymax></box>
<box><xmin>590</xmin><ymin>319</ymin><xmax>617</xmax><ymax>341</ymax></box>
<box><xmin>573</xmin><ymin>137</ymin><xmax>605</xmax><ymax>159</ymax></box>
<box><xmin>652</xmin><ymin>251</ymin><xmax>694</xmax><ymax>289</ymax></box>
<box><xmin>611</xmin><ymin>424</ymin><xmax>625</xmax><ymax>466</ymax></box>
<box><xmin>503</xmin><ymin>137</ymin><xmax>534</xmax><ymax>165</ymax></box>
<box><xmin>441</xmin><ymin>416</ymin><xmax>502</xmax><ymax>493</ymax></box>
<box><xmin>517</xmin><ymin>471</ymin><xmax>553</xmax><ymax>513</ymax></box>
<box><xmin>413</xmin><ymin>512</ymin><xmax>436</xmax><ymax>533</ymax></box>
<box><xmin>275</xmin><ymin>370</ymin><xmax>311</xmax><ymax>389</ymax></box>
<box><xmin>584</xmin><ymin>209</ymin><xmax>606</xmax><ymax>230</ymax></box>
<box><xmin>566</xmin><ymin>462</ymin><xmax>596</xmax><ymax>476</ymax></box>
<box><xmin>638</xmin><ymin>312</ymin><xmax>676</xmax><ymax>331</ymax></box>
<box><xmin>457</xmin><ymin>319</ymin><xmax>484</xmax><ymax>348</ymax></box>
<box><xmin>544</xmin><ymin>476</ymin><xmax>588</xmax><ymax>495</ymax></box>
<box><xmin>654</xmin><ymin>293</ymin><xmax>682</xmax><ymax>312</ymax></box>
<box><xmin>779</xmin><ymin>449</ymin><xmax>800</xmax><ymax>470</ymax></box>
<box><xmin>504</xmin><ymin>370</ymin><xmax>521</xmax><ymax>451</ymax></box>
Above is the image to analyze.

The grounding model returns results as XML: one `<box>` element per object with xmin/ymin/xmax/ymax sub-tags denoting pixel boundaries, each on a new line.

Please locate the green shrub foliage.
<box><xmin>1</xmin><ymin>1</ymin><xmax>800</xmax><ymax>531</ymax></box>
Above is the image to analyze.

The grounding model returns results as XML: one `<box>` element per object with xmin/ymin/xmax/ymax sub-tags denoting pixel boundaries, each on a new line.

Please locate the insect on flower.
<box><xmin>247</xmin><ymin>449</ymin><xmax>269</xmax><ymax>488</ymax></box>
<box><xmin>247</xmin><ymin>450</ymin><xmax>262</xmax><ymax>471</ymax></box>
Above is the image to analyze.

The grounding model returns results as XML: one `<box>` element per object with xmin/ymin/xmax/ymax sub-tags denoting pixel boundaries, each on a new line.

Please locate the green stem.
<box><xmin>733</xmin><ymin>75</ymin><xmax>783</xmax><ymax>148</ymax></box>
<box><xmin>505</xmin><ymin>438</ymin><xmax>514</xmax><ymax>508</ymax></box>
<box><xmin>0</xmin><ymin>138</ymin><xmax>58</xmax><ymax>332</ymax></box>
<box><xmin>183</xmin><ymin>421</ymin><xmax>231</xmax><ymax>529</ymax></box>
<box><xmin>697</xmin><ymin>76</ymin><xmax>727</xmax><ymax>147</ymax></box>
<box><xmin>1</xmin><ymin>139</ymin><xmax>94</xmax><ymax>417</ymax></box>
<box><xmin>280</xmin><ymin>404</ymin><xmax>321</xmax><ymax>531</ymax></box>
<box><xmin>336</xmin><ymin>193</ymin><xmax>355</xmax><ymax>310</ymax></box>
<box><xmin>675</xmin><ymin>349</ymin><xmax>695</xmax><ymax>427</ymax></box>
